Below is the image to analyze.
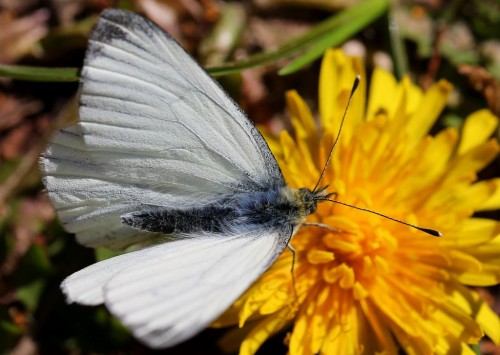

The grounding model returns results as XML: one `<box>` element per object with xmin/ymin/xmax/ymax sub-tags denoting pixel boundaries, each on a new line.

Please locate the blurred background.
<box><xmin>0</xmin><ymin>0</ymin><xmax>499</xmax><ymax>353</ymax></box>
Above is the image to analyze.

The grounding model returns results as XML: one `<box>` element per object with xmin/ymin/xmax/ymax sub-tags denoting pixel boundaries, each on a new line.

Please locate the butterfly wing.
<box><xmin>40</xmin><ymin>9</ymin><xmax>284</xmax><ymax>249</ymax></box>
<box><xmin>61</xmin><ymin>226</ymin><xmax>291</xmax><ymax>348</ymax></box>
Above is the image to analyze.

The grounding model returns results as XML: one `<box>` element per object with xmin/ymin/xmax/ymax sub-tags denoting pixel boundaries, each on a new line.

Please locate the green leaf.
<box><xmin>442</xmin><ymin>114</ymin><xmax>464</xmax><ymax>129</ymax></box>
<box><xmin>0</xmin><ymin>0</ymin><xmax>388</xmax><ymax>82</ymax></box>
<box><xmin>209</xmin><ymin>0</ymin><xmax>388</xmax><ymax>76</ymax></box>
<box><xmin>0</xmin><ymin>65</ymin><xmax>79</xmax><ymax>82</ymax></box>
<box><xmin>16</xmin><ymin>244</ymin><xmax>52</xmax><ymax>285</ymax></box>
<box><xmin>279</xmin><ymin>0</ymin><xmax>388</xmax><ymax>75</ymax></box>
<box><xmin>95</xmin><ymin>247</ymin><xmax>125</xmax><ymax>262</ymax></box>
<box><xmin>0</xmin><ymin>320</ymin><xmax>23</xmax><ymax>353</ymax></box>
<box><xmin>469</xmin><ymin>343</ymin><xmax>481</xmax><ymax>355</ymax></box>
<box><xmin>17</xmin><ymin>279</ymin><xmax>46</xmax><ymax>311</ymax></box>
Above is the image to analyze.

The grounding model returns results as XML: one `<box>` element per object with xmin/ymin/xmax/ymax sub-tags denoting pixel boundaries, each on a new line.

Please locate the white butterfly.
<box><xmin>40</xmin><ymin>9</ymin><xmax>328</xmax><ymax>348</ymax></box>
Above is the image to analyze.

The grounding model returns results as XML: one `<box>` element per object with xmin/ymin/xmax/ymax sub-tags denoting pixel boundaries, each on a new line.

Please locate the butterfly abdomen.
<box><xmin>121</xmin><ymin>186</ymin><xmax>317</xmax><ymax>235</ymax></box>
<box><xmin>121</xmin><ymin>205</ymin><xmax>235</xmax><ymax>234</ymax></box>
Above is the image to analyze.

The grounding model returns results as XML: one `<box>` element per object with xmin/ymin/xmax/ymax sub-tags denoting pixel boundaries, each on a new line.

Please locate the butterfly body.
<box><xmin>123</xmin><ymin>186</ymin><xmax>322</xmax><ymax>235</ymax></box>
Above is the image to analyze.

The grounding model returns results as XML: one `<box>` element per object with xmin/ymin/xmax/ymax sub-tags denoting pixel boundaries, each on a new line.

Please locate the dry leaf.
<box><xmin>0</xmin><ymin>9</ymin><xmax>49</xmax><ymax>63</ymax></box>
<box><xmin>0</xmin><ymin>94</ymin><xmax>43</xmax><ymax>132</ymax></box>
<box><xmin>459</xmin><ymin>65</ymin><xmax>500</xmax><ymax>117</ymax></box>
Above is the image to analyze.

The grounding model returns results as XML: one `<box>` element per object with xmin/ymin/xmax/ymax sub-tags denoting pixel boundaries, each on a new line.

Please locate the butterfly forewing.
<box><xmin>40</xmin><ymin>9</ymin><xmax>285</xmax><ymax>249</ymax></box>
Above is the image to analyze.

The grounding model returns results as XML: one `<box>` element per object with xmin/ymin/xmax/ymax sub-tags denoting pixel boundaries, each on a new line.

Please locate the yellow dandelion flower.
<box><xmin>216</xmin><ymin>49</ymin><xmax>500</xmax><ymax>355</ymax></box>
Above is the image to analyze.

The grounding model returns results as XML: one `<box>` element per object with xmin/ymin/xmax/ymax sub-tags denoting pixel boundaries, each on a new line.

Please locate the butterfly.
<box><xmin>41</xmin><ymin>8</ymin><xmax>442</xmax><ymax>349</ymax></box>
<box><xmin>40</xmin><ymin>8</ymin><xmax>329</xmax><ymax>348</ymax></box>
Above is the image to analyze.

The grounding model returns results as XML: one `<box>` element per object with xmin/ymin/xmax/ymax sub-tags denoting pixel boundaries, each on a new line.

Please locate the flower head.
<box><xmin>216</xmin><ymin>49</ymin><xmax>500</xmax><ymax>355</ymax></box>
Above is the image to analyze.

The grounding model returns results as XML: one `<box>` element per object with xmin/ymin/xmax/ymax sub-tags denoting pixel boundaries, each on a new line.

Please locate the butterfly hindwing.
<box><xmin>62</xmin><ymin>226</ymin><xmax>292</xmax><ymax>348</ymax></box>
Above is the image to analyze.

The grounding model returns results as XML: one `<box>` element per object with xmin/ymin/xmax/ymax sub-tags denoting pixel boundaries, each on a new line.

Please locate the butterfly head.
<box><xmin>294</xmin><ymin>186</ymin><xmax>331</xmax><ymax>218</ymax></box>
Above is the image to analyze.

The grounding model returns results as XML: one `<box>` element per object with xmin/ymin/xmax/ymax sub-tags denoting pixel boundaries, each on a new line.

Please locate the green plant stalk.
<box><xmin>0</xmin><ymin>65</ymin><xmax>79</xmax><ymax>82</ymax></box>
<box><xmin>388</xmin><ymin>8</ymin><xmax>409</xmax><ymax>79</ymax></box>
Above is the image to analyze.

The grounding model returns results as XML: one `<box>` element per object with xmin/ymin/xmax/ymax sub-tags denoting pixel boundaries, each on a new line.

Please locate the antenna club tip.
<box><xmin>352</xmin><ymin>75</ymin><xmax>361</xmax><ymax>92</ymax></box>
<box><xmin>420</xmin><ymin>228</ymin><xmax>442</xmax><ymax>237</ymax></box>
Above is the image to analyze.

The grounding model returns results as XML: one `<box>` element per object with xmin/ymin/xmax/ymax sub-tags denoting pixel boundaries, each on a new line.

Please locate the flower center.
<box><xmin>295</xmin><ymin>203</ymin><xmax>399</xmax><ymax>301</ymax></box>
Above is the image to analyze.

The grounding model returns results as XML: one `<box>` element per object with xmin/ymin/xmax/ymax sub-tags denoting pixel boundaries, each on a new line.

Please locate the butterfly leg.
<box><xmin>286</xmin><ymin>243</ymin><xmax>299</xmax><ymax>304</ymax></box>
<box><xmin>302</xmin><ymin>222</ymin><xmax>343</xmax><ymax>233</ymax></box>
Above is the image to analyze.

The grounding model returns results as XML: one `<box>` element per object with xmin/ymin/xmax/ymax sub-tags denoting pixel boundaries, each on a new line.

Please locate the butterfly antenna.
<box><xmin>319</xmin><ymin>198</ymin><xmax>442</xmax><ymax>237</ymax></box>
<box><xmin>313</xmin><ymin>75</ymin><xmax>361</xmax><ymax>193</ymax></box>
